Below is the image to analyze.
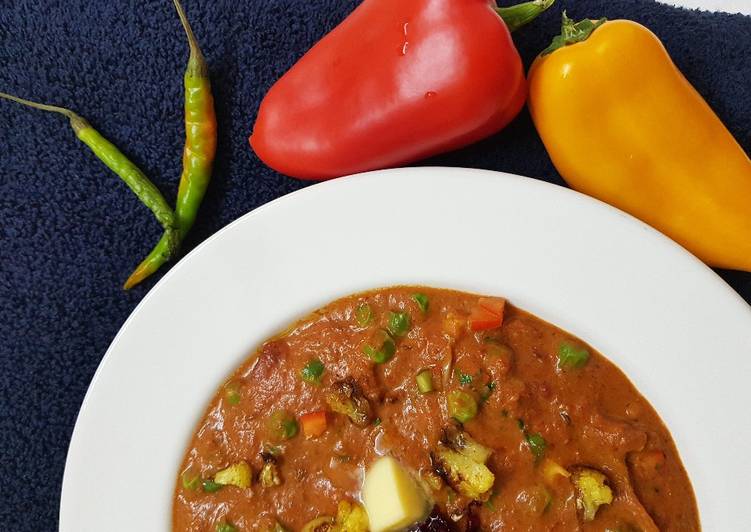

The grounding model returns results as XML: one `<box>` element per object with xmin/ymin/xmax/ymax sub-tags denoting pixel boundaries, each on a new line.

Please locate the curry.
<box><xmin>173</xmin><ymin>287</ymin><xmax>698</xmax><ymax>531</ymax></box>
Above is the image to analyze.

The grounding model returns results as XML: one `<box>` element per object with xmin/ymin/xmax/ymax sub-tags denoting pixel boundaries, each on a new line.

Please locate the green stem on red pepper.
<box><xmin>496</xmin><ymin>0</ymin><xmax>556</xmax><ymax>33</ymax></box>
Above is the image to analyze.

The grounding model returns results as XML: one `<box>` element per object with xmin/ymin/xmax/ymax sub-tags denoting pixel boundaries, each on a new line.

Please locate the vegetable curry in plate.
<box><xmin>174</xmin><ymin>287</ymin><xmax>698</xmax><ymax>531</ymax></box>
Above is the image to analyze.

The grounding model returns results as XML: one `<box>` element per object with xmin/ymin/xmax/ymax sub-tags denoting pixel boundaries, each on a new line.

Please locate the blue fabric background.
<box><xmin>1</xmin><ymin>0</ymin><xmax>749</xmax><ymax>528</ymax></box>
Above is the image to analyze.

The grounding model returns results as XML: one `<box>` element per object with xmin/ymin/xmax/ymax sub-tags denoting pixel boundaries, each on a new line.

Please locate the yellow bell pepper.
<box><xmin>528</xmin><ymin>14</ymin><xmax>751</xmax><ymax>272</ymax></box>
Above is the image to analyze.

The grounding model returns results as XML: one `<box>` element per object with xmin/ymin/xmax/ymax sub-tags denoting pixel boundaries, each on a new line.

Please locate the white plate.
<box><xmin>60</xmin><ymin>167</ymin><xmax>751</xmax><ymax>531</ymax></box>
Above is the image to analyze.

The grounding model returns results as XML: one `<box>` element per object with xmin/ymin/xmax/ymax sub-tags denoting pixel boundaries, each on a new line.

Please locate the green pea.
<box><xmin>300</xmin><ymin>358</ymin><xmax>325</xmax><ymax>384</ymax></box>
<box><xmin>224</xmin><ymin>381</ymin><xmax>241</xmax><ymax>405</ymax></box>
<box><xmin>355</xmin><ymin>303</ymin><xmax>374</xmax><ymax>327</ymax></box>
<box><xmin>363</xmin><ymin>329</ymin><xmax>396</xmax><ymax>364</ymax></box>
<box><xmin>268</xmin><ymin>410</ymin><xmax>299</xmax><ymax>441</ymax></box>
<box><xmin>387</xmin><ymin>311</ymin><xmax>411</xmax><ymax>337</ymax></box>
<box><xmin>412</xmin><ymin>293</ymin><xmax>429</xmax><ymax>313</ymax></box>
<box><xmin>557</xmin><ymin>342</ymin><xmax>590</xmax><ymax>370</ymax></box>
<box><xmin>447</xmin><ymin>390</ymin><xmax>478</xmax><ymax>423</ymax></box>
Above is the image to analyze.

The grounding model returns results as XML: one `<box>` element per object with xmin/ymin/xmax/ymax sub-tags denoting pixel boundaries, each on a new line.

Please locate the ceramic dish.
<box><xmin>60</xmin><ymin>167</ymin><xmax>751</xmax><ymax>530</ymax></box>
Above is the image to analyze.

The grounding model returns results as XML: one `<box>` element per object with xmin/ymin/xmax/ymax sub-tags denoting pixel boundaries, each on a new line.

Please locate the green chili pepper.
<box><xmin>124</xmin><ymin>0</ymin><xmax>217</xmax><ymax>289</ymax></box>
<box><xmin>0</xmin><ymin>92</ymin><xmax>179</xmax><ymax>257</ymax></box>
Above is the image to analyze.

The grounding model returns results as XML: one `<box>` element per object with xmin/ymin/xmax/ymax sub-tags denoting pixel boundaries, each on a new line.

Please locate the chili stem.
<box><xmin>173</xmin><ymin>0</ymin><xmax>208</xmax><ymax>77</ymax></box>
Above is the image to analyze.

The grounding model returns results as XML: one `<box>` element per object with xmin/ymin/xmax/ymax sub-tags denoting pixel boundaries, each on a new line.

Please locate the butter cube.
<box><xmin>362</xmin><ymin>456</ymin><xmax>428</xmax><ymax>532</ymax></box>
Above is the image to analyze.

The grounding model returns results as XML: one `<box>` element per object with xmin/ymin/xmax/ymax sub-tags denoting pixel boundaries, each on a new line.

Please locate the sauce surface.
<box><xmin>173</xmin><ymin>287</ymin><xmax>699</xmax><ymax>531</ymax></box>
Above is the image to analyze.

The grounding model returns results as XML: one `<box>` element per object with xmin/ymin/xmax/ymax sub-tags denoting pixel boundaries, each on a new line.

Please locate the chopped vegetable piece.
<box><xmin>335</xmin><ymin>500</ymin><xmax>370</xmax><ymax>532</ymax></box>
<box><xmin>326</xmin><ymin>379</ymin><xmax>373</xmax><ymax>426</ymax></box>
<box><xmin>363</xmin><ymin>328</ymin><xmax>397</xmax><ymax>364</ymax></box>
<box><xmin>355</xmin><ymin>303</ymin><xmax>374</xmax><ymax>327</ymax></box>
<box><xmin>447</xmin><ymin>391</ymin><xmax>478</xmax><ymax>423</ymax></box>
<box><xmin>301</xmin><ymin>358</ymin><xmax>325</xmax><ymax>384</ymax></box>
<box><xmin>571</xmin><ymin>467</ymin><xmax>614</xmax><ymax>521</ymax></box>
<box><xmin>517</xmin><ymin>418</ymin><xmax>526</xmax><ymax>430</ymax></box>
<box><xmin>268</xmin><ymin>410</ymin><xmax>299</xmax><ymax>441</ymax></box>
<box><xmin>224</xmin><ymin>381</ymin><xmax>242</xmax><ymax>405</ymax></box>
<box><xmin>214</xmin><ymin>461</ymin><xmax>252</xmax><ymax>489</ymax></box>
<box><xmin>469</xmin><ymin>297</ymin><xmax>506</xmax><ymax>331</ymax></box>
<box><xmin>423</xmin><ymin>471</ymin><xmax>444</xmax><ymax>492</ymax></box>
<box><xmin>300</xmin><ymin>410</ymin><xmax>328</xmax><ymax>438</ymax></box>
<box><xmin>387</xmin><ymin>311</ymin><xmax>411</xmax><ymax>337</ymax></box>
<box><xmin>557</xmin><ymin>342</ymin><xmax>590</xmax><ymax>370</ymax></box>
<box><xmin>412</xmin><ymin>293</ymin><xmax>429</xmax><ymax>313</ymax></box>
<box><xmin>362</xmin><ymin>456</ymin><xmax>429</xmax><ymax>532</ymax></box>
<box><xmin>526</xmin><ymin>433</ymin><xmax>547</xmax><ymax>461</ymax></box>
<box><xmin>416</xmin><ymin>369</ymin><xmax>434</xmax><ymax>394</ymax></box>
<box><xmin>442</xmin><ymin>424</ymin><xmax>492</xmax><ymax>464</ymax></box>
<box><xmin>442</xmin><ymin>312</ymin><xmax>465</xmax><ymax>338</ymax></box>
<box><xmin>202</xmin><ymin>479</ymin><xmax>224</xmax><ymax>493</ymax></box>
<box><xmin>181</xmin><ymin>466</ymin><xmax>200</xmax><ymax>490</ymax></box>
<box><xmin>263</xmin><ymin>444</ymin><xmax>282</xmax><ymax>457</ymax></box>
<box><xmin>373</xmin><ymin>417</ymin><xmax>382</xmax><ymax>426</ymax></box>
<box><xmin>432</xmin><ymin>448</ymin><xmax>495</xmax><ymax>500</ymax></box>
<box><xmin>259</xmin><ymin>456</ymin><xmax>282</xmax><ymax>488</ymax></box>
<box><xmin>542</xmin><ymin>459</ymin><xmax>571</xmax><ymax>485</ymax></box>
<box><xmin>301</xmin><ymin>516</ymin><xmax>335</xmax><ymax>532</ymax></box>
<box><xmin>216</xmin><ymin>523</ymin><xmax>237</xmax><ymax>532</ymax></box>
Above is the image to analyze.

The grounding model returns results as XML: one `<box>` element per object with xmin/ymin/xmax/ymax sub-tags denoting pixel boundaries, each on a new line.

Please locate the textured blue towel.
<box><xmin>0</xmin><ymin>0</ymin><xmax>749</xmax><ymax>528</ymax></box>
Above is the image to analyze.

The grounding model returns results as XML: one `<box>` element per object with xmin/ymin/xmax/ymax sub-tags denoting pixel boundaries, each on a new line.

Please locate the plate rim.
<box><xmin>60</xmin><ymin>167</ymin><xmax>751</xmax><ymax>530</ymax></box>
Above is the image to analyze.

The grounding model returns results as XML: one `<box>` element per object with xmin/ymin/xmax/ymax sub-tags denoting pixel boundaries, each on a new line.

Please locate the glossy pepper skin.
<box><xmin>124</xmin><ymin>0</ymin><xmax>217</xmax><ymax>289</ymax></box>
<box><xmin>528</xmin><ymin>18</ymin><xmax>751</xmax><ymax>272</ymax></box>
<box><xmin>250</xmin><ymin>0</ymin><xmax>531</xmax><ymax>180</ymax></box>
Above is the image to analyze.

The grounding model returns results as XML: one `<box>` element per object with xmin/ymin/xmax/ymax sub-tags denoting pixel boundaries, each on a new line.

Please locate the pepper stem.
<box><xmin>0</xmin><ymin>91</ymin><xmax>90</xmax><ymax>133</ymax></box>
<box><xmin>541</xmin><ymin>11</ymin><xmax>607</xmax><ymax>55</ymax></box>
<box><xmin>172</xmin><ymin>0</ymin><xmax>208</xmax><ymax>77</ymax></box>
<box><xmin>495</xmin><ymin>0</ymin><xmax>556</xmax><ymax>33</ymax></box>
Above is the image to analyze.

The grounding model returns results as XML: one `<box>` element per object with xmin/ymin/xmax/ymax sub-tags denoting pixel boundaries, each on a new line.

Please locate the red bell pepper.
<box><xmin>300</xmin><ymin>410</ymin><xmax>328</xmax><ymax>438</ymax></box>
<box><xmin>250</xmin><ymin>0</ymin><xmax>554</xmax><ymax>180</ymax></box>
<box><xmin>469</xmin><ymin>297</ymin><xmax>506</xmax><ymax>331</ymax></box>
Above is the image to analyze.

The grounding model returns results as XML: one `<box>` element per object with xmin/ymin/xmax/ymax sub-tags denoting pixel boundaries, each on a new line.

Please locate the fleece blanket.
<box><xmin>0</xmin><ymin>0</ymin><xmax>749</xmax><ymax>528</ymax></box>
